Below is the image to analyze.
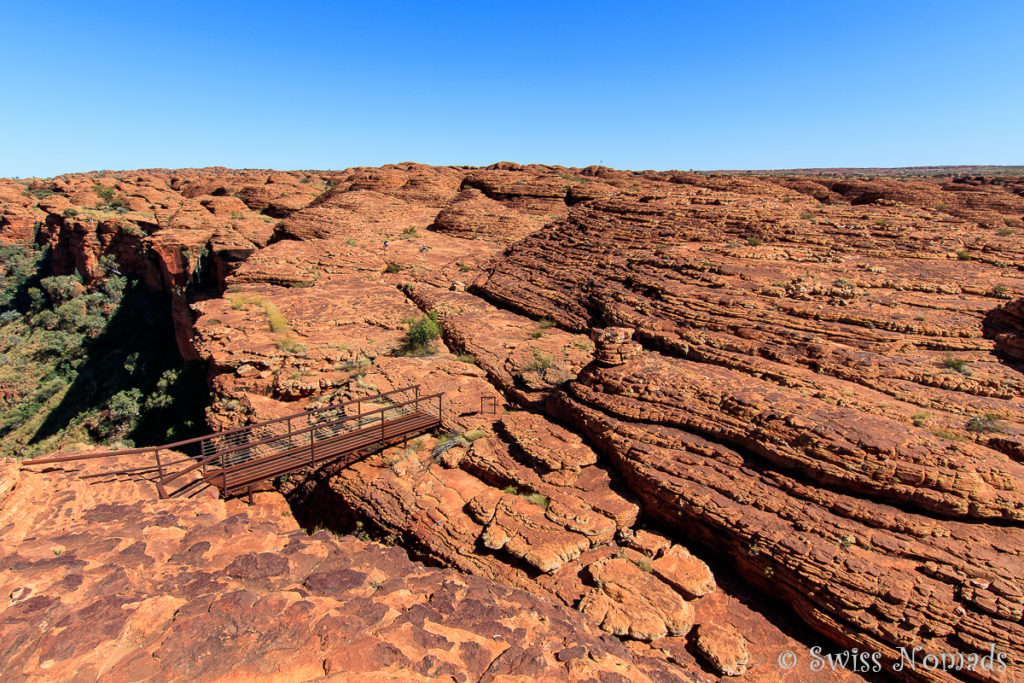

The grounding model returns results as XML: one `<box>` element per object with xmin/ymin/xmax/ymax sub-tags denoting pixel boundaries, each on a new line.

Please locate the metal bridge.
<box><xmin>27</xmin><ymin>386</ymin><xmax>442</xmax><ymax>500</ymax></box>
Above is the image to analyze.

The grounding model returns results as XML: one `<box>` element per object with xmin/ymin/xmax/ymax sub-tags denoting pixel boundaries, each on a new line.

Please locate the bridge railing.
<box><xmin>26</xmin><ymin>385</ymin><xmax>427</xmax><ymax>491</ymax></box>
<box><xmin>155</xmin><ymin>390</ymin><xmax>442</xmax><ymax>498</ymax></box>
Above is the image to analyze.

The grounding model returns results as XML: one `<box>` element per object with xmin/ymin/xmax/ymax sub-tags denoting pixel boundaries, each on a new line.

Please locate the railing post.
<box><xmin>381</xmin><ymin>408</ymin><xmax>386</xmax><ymax>444</ymax></box>
<box><xmin>310</xmin><ymin>427</ymin><xmax>315</xmax><ymax>465</ymax></box>
<box><xmin>154</xmin><ymin>448</ymin><xmax>163</xmax><ymax>479</ymax></box>
<box><xmin>415</xmin><ymin>386</ymin><xmax>420</xmax><ymax>414</ymax></box>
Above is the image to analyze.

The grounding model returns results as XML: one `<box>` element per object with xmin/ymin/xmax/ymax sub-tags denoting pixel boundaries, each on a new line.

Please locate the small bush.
<box><xmin>912</xmin><ymin>411</ymin><xmax>929</xmax><ymax>427</ymax></box>
<box><xmin>526</xmin><ymin>348</ymin><xmax>554</xmax><ymax>375</ymax></box>
<box><xmin>993</xmin><ymin>285</ymin><xmax>1011</xmax><ymax>299</ymax></box>
<box><xmin>956</xmin><ymin>250</ymin><xmax>971</xmax><ymax>261</ymax></box>
<box><xmin>62</xmin><ymin>208</ymin><xmax>78</xmax><ymax>217</ymax></box>
<box><xmin>966</xmin><ymin>416</ymin><xmax>1001</xmax><ymax>433</ymax></box>
<box><xmin>384</xmin><ymin>262</ymin><xmax>402</xmax><ymax>274</ymax></box>
<box><xmin>537</xmin><ymin>319</ymin><xmax>555</xmax><ymax>329</ymax></box>
<box><xmin>399</xmin><ymin>226</ymin><xmax>418</xmax><ymax>239</ymax></box>
<box><xmin>398</xmin><ymin>312</ymin><xmax>441</xmax><ymax>355</ymax></box>
<box><xmin>746</xmin><ymin>236</ymin><xmax>762</xmax><ymax>246</ymax></box>
<box><xmin>525</xmin><ymin>492</ymin><xmax>550</xmax><ymax>509</ymax></box>
<box><xmin>456</xmin><ymin>353</ymin><xmax>477</xmax><ymax>364</ymax></box>
<box><xmin>942</xmin><ymin>357</ymin><xmax>969</xmax><ymax>374</ymax></box>
<box><xmin>277</xmin><ymin>337</ymin><xmax>306</xmax><ymax>355</ymax></box>
<box><xmin>457</xmin><ymin>263</ymin><xmax>473</xmax><ymax>272</ymax></box>
<box><xmin>799</xmin><ymin>210</ymin><xmax>815</xmax><ymax>220</ymax></box>
<box><xmin>344</xmin><ymin>237</ymin><xmax>357</xmax><ymax>246</ymax></box>
<box><xmin>23</xmin><ymin>187</ymin><xmax>57</xmax><ymax>199</ymax></box>
<box><xmin>997</xmin><ymin>227</ymin><xmax>1014</xmax><ymax>236</ymax></box>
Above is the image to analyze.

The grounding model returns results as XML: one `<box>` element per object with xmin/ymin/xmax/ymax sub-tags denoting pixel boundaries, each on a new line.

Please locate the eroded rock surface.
<box><xmin>9</xmin><ymin>164</ymin><xmax>1024</xmax><ymax>680</ymax></box>
<box><xmin>2</xmin><ymin>454</ymin><xmax>656</xmax><ymax>681</ymax></box>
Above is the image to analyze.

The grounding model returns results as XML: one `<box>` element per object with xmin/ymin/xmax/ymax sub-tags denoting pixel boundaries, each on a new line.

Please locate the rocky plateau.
<box><xmin>3</xmin><ymin>163</ymin><xmax>1024</xmax><ymax>681</ymax></box>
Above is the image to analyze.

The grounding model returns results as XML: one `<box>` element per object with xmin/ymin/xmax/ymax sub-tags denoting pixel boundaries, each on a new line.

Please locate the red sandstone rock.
<box><xmin>15</xmin><ymin>164</ymin><xmax>1024</xmax><ymax>681</ymax></box>
<box><xmin>2</xmin><ymin>454</ymin><xmax>655</xmax><ymax>681</ymax></box>
<box><xmin>695</xmin><ymin>623</ymin><xmax>751</xmax><ymax>676</ymax></box>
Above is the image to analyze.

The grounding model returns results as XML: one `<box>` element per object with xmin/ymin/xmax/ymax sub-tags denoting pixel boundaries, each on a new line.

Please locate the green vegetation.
<box><xmin>0</xmin><ymin>243</ymin><xmax>208</xmax><ymax>458</ymax></box>
<box><xmin>263</xmin><ymin>301</ymin><xmax>289</xmax><ymax>333</ymax></box>
<box><xmin>912</xmin><ymin>411</ymin><xmax>929</xmax><ymax>427</ymax></box>
<box><xmin>500</xmin><ymin>484</ymin><xmax>550</xmax><ymax>509</ymax></box>
<box><xmin>456</xmin><ymin>353</ymin><xmax>477</xmax><ymax>364</ymax></box>
<box><xmin>992</xmin><ymin>284</ymin><xmax>1011</xmax><ymax>299</ymax></box>
<box><xmin>23</xmin><ymin>187</ymin><xmax>57</xmax><ymax>200</ymax></box>
<box><xmin>397</xmin><ymin>311</ymin><xmax>441</xmax><ymax>356</ymax></box>
<box><xmin>746</xmin><ymin>236</ymin><xmax>762</xmax><ymax>246</ymax></box>
<box><xmin>384</xmin><ymin>262</ymin><xmax>403</xmax><ymax>274</ymax></box>
<box><xmin>799</xmin><ymin>210</ymin><xmax>816</xmax><ymax>220</ymax></box>
<box><xmin>956</xmin><ymin>249</ymin><xmax>971</xmax><ymax>261</ymax></box>
<box><xmin>276</xmin><ymin>337</ymin><xmax>306</xmax><ymax>355</ymax></box>
<box><xmin>997</xmin><ymin>227</ymin><xmax>1014</xmax><ymax>236</ymax></box>
<box><xmin>942</xmin><ymin>357</ymin><xmax>970</xmax><ymax>374</ymax></box>
<box><xmin>966</xmin><ymin>414</ymin><xmax>1003</xmax><ymax>433</ymax></box>
<box><xmin>93</xmin><ymin>185</ymin><xmax>129</xmax><ymax>213</ymax></box>
<box><xmin>399</xmin><ymin>226</ymin><xmax>418</xmax><ymax>239</ymax></box>
<box><xmin>525</xmin><ymin>348</ymin><xmax>554</xmax><ymax>376</ymax></box>
<box><xmin>229</xmin><ymin>293</ymin><xmax>291</xmax><ymax>334</ymax></box>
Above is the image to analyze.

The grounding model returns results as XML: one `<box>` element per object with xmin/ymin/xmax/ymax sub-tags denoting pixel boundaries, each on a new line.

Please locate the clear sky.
<box><xmin>1</xmin><ymin>1</ymin><xmax>1021</xmax><ymax>177</ymax></box>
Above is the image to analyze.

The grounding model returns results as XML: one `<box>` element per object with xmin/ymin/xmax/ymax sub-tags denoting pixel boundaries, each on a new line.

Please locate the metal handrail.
<box><xmin>156</xmin><ymin>392</ymin><xmax>441</xmax><ymax>497</ymax></box>
<box><xmin>27</xmin><ymin>385</ymin><xmax>421</xmax><ymax>466</ymax></box>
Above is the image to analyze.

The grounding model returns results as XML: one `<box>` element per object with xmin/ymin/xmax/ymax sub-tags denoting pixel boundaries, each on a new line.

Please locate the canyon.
<box><xmin>2</xmin><ymin>163</ymin><xmax>1024</xmax><ymax>681</ymax></box>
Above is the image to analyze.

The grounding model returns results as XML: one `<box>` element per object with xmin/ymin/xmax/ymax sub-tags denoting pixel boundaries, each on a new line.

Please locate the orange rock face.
<box><xmin>7</xmin><ymin>163</ymin><xmax>1024</xmax><ymax>681</ymax></box>
<box><xmin>1</xmin><ymin>455</ymin><xmax>657</xmax><ymax>681</ymax></box>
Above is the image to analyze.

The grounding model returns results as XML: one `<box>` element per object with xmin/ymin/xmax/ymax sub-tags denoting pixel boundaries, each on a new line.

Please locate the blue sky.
<box><xmin>1</xmin><ymin>1</ymin><xmax>1021</xmax><ymax>176</ymax></box>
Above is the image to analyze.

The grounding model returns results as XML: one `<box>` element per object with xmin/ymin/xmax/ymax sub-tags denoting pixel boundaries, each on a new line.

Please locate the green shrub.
<box><xmin>276</xmin><ymin>337</ymin><xmax>306</xmax><ymax>355</ymax></box>
<box><xmin>912</xmin><ymin>411</ymin><xmax>929</xmax><ymax>427</ymax></box>
<box><xmin>456</xmin><ymin>353</ymin><xmax>477</xmax><ymax>364</ymax></box>
<box><xmin>746</xmin><ymin>236</ymin><xmax>762</xmax><ymax>246</ymax></box>
<box><xmin>23</xmin><ymin>187</ymin><xmax>57</xmax><ymax>199</ymax></box>
<box><xmin>942</xmin><ymin>357</ymin><xmax>969</xmax><ymax>373</ymax></box>
<box><xmin>956</xmin><ymin>250</ymin><xmax>971</xmax><ymax>261</ymax></box>
<box><xmin>398</xmin><ymin>312</ymin><xmax>441</xmax><ymax>355</ymax></box>
<box><xmin>399</xmin><ymin>226</ymin><xmax>418</xmax><ymax>239</ymax></box>
<box><xmin>526</xmin><ymin>348</ymin><xmax>554</xmax><ymax>375</ymax></box>
<box><xmin>385</xmin><ymin>262</ymin><xmax>402</xmax><ymax>274</ymax></box>
<box><xmin>62</xmin><ymin>208</ymin><xmax>78</xmax><ymax>217</ymax></box>
<box><xmin>524</xmin><ymin>492</ymin><xmax>550</xmax><ymax>509</ymax></box>
<box><xmin>966</xmin><ymin>416</ymin><xmax>1001</xmax><ymax>433</ymax></box>
<box><xmin>39</xmin><ymin>275</ymin><xmax>84</xmax><ymax>303</ymax></box>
